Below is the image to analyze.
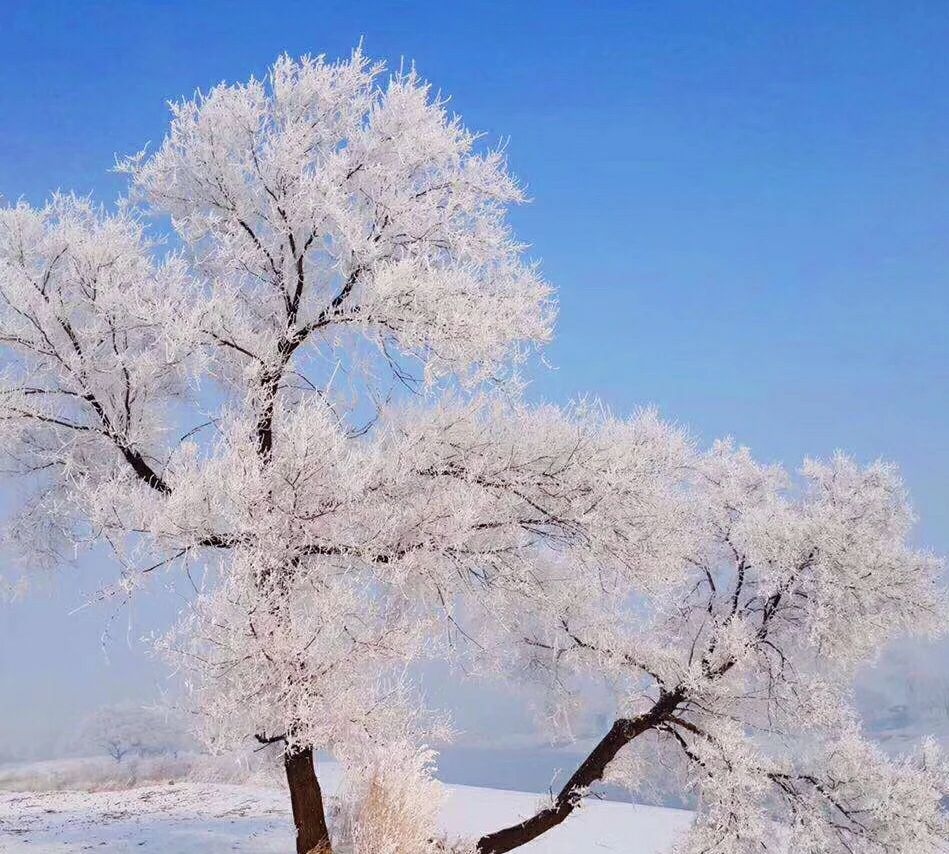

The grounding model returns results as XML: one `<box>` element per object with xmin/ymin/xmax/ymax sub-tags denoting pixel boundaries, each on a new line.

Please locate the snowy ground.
<box><xmin>0</xmin><ymin>758</ymin><xmax>692</xmax><ymax>853</ymax></box>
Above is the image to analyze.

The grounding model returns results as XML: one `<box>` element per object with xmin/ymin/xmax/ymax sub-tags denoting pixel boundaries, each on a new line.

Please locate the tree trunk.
<box><xmin>284</xmin><ymin>745</ymin><xmax>332</xmax><ymax>854</ymax></box>
<box><xmin>476</xmin><ymin>689</ymin><xmax>683</xmax><ymax>854</ymax></box>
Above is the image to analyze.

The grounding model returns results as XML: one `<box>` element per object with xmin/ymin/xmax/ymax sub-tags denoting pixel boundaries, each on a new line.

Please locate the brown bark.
<box><xmin>476</xmin><ymin>689</ymin><xmax>683</xmax><ymax>854</ymax></box>
<box><xmin>284</xmin><ymin>745</ymin><xmax>332</xmax><ymax>854</ymax></box>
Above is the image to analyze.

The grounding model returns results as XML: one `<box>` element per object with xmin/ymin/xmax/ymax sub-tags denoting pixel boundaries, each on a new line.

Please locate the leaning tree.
<box><xmin>1</xmin><ymin>49</ymin><xmax>946</xmax><ymax>854</ymax></box>
<box><xmin>468</xmin><ymin>441</ymin><xmax>949</xmax><ymax>853</ymax></box>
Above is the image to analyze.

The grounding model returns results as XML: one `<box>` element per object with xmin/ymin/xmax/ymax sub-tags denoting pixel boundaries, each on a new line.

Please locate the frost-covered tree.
<box><xmin>470</xmin><ymin>443</ymin><xmax>949</xmax><ymax>853</ymax></box>
<box><xmin>78</xmin><ymin>703</ymin><xmax>193</xmax><ymax>762</ymax></box>
<box><xmin>1</xmin><ymin>48</ymin><xmax>946</xmax><ymax>854</ymax></box>
<box><xmin>0</xmin><ymin>49</ymin><xmax>555</xmax><ymax>853</ymax></box>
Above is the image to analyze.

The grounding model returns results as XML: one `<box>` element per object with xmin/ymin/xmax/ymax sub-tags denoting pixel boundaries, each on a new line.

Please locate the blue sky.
<box><xmin>1</xmin><ymin>1</ymin><xmax>947</xmax><ymax>767</ymax></box>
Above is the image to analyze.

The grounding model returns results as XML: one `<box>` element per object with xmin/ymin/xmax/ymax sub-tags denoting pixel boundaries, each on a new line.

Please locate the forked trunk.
<box><xmin>284</xmin><ymin>745</ymin><xmax>332</xmax><ymax>854</ymax></box>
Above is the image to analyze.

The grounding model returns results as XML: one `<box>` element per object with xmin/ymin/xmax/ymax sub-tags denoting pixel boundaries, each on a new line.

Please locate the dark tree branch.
<box><xmin>254</xmin><ymin>266</ymin><xmax>362</xmax><ymax>458</ymax></box>
<box><xmin>476</xmin><ymin>688</ymin><xmax>684</xmax><ymax>854</ymax></box>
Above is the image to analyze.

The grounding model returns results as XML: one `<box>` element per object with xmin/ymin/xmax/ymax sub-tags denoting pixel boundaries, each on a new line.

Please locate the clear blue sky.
<box><xmin>1</xmin><ymin>1</ymin><xmax>947</xmax><ymax>765</ymax></box>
